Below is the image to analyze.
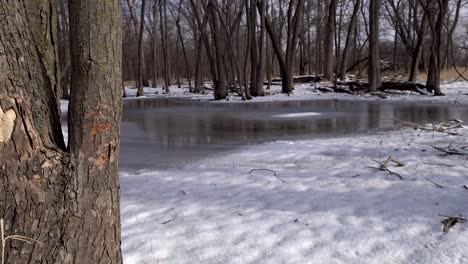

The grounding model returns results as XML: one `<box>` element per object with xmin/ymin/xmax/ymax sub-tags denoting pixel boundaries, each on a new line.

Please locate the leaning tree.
<box><xmin>0</xmin><ymin>0</ymin><xmax>123</xmax><ymax>263</ymax></box>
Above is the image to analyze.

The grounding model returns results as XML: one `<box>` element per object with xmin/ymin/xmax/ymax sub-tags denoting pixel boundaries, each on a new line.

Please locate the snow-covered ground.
<box><xmin>60</xmin><ymin>81</ymin><xmax>468</xmax><ymax>263</ymax></box>
<box><xmin>122</xmin><ymin>80</ymin><xmax>468</xmax><ymax>105</ymax></box>
<box><xmin>121</xmin><ymin>125</ymin><xmax>468</xmax><ymax>264</ymax></box>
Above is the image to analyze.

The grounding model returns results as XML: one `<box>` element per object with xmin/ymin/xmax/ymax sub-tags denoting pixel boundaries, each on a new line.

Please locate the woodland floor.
<box><xmin>63</xmin><ymin>81</ymin><xmax>468</xmax><ymax>264</ymax></box>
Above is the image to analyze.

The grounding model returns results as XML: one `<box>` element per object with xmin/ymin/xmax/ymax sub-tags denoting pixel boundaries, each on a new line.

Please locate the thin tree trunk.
<box><xmin>152</xmin><ymin>1</ymin><xmax>159</xmax><ymax>88</ymax></box>
<box><xmin>324</xmin><ymin>0</ymin><xmax>337</xmax><ymax>81</ymax></box>
<box><xmin>339</xmin><ymin>0</ymin><xmax>361</xmax><ymax>80</ymax></box>
<box><xmin>409</xmin><ymin>11</ymin><xmax>428</xmax><ymax>82</ymax></box>
<box><xmin>159</xmin><ymin>0</ymin><xmax>170</xmax><ymax>93</ymax></box>
<box><xmin>137</xmin><ymin>0</ymin><xmax>147</xmax><ymax>96</ymax></box>
<box><xmin>426</xmin><ymin>0</ymin><xmax>448</xmax><ymax>96</ymax></box>
<box><xmin>368</xmin><ymin>0</ymin><xmax>381</xmax><ymax>91</ymax></box>
<box><xmin>127</xmin><ymin>0</ymin><xmax>150</xmax><ymax>88</ymax></box>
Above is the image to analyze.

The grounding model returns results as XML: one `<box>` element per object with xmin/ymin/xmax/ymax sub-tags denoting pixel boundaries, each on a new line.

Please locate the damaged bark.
<box><xmin>0</xmin><ymin>0</ymin><xmax>122</xmax><ymax>263</ymax></box>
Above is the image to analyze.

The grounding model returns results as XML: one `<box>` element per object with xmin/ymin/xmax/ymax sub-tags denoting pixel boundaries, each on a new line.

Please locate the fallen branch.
<box><xmin>369</xmin><ymin>156</ymin><xmax>404</xmax><ymax>180</ymax></box>
<box><xmin>399</xmin><ymin>121</ymin><xmax>463</xmax><ymax>136</ymax></box>
<box><xmin>248</xmin><ymin>168</ymin><xmax>286</xmax><ymax>183</ymax></box>
<box><xmin>440</xmin><ymin>215</ymin><xmax>467</xmax><ymax>233</ymax></box>
<box><xmin>432</xmin><ymin>146</ymin><xmax>468</xmax><ymax>156</ymax></box>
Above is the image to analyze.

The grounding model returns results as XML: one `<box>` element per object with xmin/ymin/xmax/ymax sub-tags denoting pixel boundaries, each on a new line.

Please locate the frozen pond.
<box><xmin>119</xmin><ymin>98</ymin><xmax>468</xmax><ymax>170</ymax></box>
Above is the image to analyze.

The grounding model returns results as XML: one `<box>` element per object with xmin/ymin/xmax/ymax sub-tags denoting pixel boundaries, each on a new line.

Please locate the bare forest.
<box><xmin>1</xmin><ymin>0</ymin><xmax>468</xmax><ymax>263</ymax></box>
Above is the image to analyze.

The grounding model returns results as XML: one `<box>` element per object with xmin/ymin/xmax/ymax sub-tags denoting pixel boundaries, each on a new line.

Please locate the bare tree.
<box><xmin>264</xmin><ymin>0</ymin><xmax>305</xmax><ymax>94</ymax></box>
<box><xmin>339</xmin><ymin>0</ymin><xmax>361</xmax><ymax>80</ymax></box>
<box><xmin>424</xmin><ymin>0</ymin><xmax>449</xmax><ymax>95</ymax></box>
<box><xmin>324</xmin><ymin>0</ymin><xmax>337</xmax><ymax>81</ymax></box>
<box><xmin>159</xmin><ymin>0</ymin><xmax>171</xmax><ymax>93</ymax></box>
<box><xmin>138</xmin><ymin>0</ymin><xmax>147</xmax><ymax>96</ymax></box>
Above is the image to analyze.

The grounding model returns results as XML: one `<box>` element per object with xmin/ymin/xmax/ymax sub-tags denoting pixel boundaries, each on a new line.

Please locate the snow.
<box><xmin>60</xmin><ymin>99</ymin><xmax>69</xmax><ymax>114</ymax></box>
<box><xmin>58</xmin><ymin>82</ymin><xmax>468</xmax><ymax>263</ymax></box>
<box><xmin>120</xmin><ymin>126</ymin><xmax>468</xmax><ymax>264</ymax></box>
<box><xmin>121</xmin><ymin>80</ymin><xmax>468</xmax><ymax>105</ymax></box>
<box><xmin>273</xmin><ymin>112</ymin><xmax>322</xmax><ymax>118</ymax></box>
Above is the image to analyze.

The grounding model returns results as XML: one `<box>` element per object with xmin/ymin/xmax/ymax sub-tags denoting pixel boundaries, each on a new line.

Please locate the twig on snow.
<box><xmin>431</xmin><ymin>145</ymin><xmax>468</xmax><ymax>156</ymax></box>
<box><xmin>422</xmin><ymin>160</ymin><xmax>457</xmax><ymax>167</ymax></box>
<box><xmin>369</xmin><ymin>156</ymin><xmax>404</xmax><ymax>180</ymax></box>
<box><xmin>424</xmin><ymin>177</ymin><xmax>444</xmax><ymax>189</ymax></box>
<box><xmin>248</xmin><ymin>169</ymin><xmax>286</xmax><ymax>183</ymax></box>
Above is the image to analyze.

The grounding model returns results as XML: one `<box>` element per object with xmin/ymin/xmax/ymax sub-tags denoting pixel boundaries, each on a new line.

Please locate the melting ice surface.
<box><xmin>119</xmin><ymin>98</ymin><xmax>468</xmax><ymax>170</ymax></box>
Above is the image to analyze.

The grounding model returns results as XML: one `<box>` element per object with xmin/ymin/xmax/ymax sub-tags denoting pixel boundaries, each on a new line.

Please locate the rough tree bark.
<box><xmin>0</xmin><ymin>0</ymin><xmax>123</xmax><ymax>263</ymax></box>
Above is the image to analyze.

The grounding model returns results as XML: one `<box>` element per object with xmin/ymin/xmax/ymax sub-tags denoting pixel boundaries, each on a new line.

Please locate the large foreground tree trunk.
<box><xmin>0</xmin><ymin>0</ymin><xmax>123</xmax><ymax>263</ymax></box>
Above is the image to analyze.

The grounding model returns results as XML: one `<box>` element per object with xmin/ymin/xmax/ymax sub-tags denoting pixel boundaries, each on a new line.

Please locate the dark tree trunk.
<box><xmin>151</xmin><ymin>1</ymin><xmax>159</xmax><ymax>88</ymax></box>
<box><xmin>409</xmin><ymin>11</ymin><xmax>428</xmax><ymax>82</ymax></box>
<box><xmin>339</xmin><ymin>0</ymin><xmax>361</xmax><ymax>81</ymax></box>
<box><xmin>324</xmin><ymin>0</ymin><xmax>337</xmax><ymax>81</ymax></box>
<box><xmin>174</xmin><ymin>2</ymin><xmax>193</xmax><ymax>92</ymax></box>
<box><xmin>159</xmin><ymin>0</ymin><xmax>170</xmax><ymax>93</ymax></box>
<box><xmin>368</xmin><ymin>0</ymin><xmax>381</xmax><ymax>91</ymax></box>
<box><xmin>137</xmin><ymin>0</ymin><xmax>147</xmax><ymax>96</ymax></box>
<box><xmin>127</xmin><ymin>0</ymin><xmax>149</xmax><ymax>90</ymax></box>
<box><xmin>0</xmin><ymin>0</ymin><xmax>123</xmax><ymax>263</ymax></box>
<box><xmin>426</xmin><ymin>0</ymin><xmax>448</xmax><ymax>96</ymax></box>
<box><xmin>264</xmin><ymin>0</ymin><xmax>305</xmax><ymax>94</ymax></box>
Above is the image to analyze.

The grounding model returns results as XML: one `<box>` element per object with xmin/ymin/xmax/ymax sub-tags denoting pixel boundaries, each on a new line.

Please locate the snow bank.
<box><xmin>121</xmin><ymin>126</ymin><xmax>468</xmax><ymax>264</ymax></box>
<box><xmin>121</xmin><ymin>81</ymin><xmax>468</xmax><ymax>105</ymax></box>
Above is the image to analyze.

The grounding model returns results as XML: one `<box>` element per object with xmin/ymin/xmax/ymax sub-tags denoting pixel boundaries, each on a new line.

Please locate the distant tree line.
<box><xmin>55</xmin><ymin>0</ymin><xmax>468</xmax><ymax>100</ymax></box>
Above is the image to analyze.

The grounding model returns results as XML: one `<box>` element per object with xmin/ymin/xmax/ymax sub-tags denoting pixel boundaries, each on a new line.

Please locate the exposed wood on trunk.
<box><xmin>0</xmin><ymin>0</ymin><xmax>123</xmax><ymax>262</ymax></box>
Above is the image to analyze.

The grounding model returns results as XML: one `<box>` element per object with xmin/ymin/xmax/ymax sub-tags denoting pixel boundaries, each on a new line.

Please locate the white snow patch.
<box><xmin>60</xmin><ymin>99</ymin><xmax>69</xmax><ymax>114</ymax></box>
<box><xmin>273</xmin><ymin>112</ymin><xmax>322</xmax><ymax>118</ymax></box>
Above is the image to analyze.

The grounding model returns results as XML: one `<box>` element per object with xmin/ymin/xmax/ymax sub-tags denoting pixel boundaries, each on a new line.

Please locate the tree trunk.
<box><xmin>0</xmin><ymin>0</ymin><xmax>123</xmax><ymax>263</ymax></box>
<box><xmin>127</xmin><ymin>0</ymin><xmax>149</xmax><ymax>90</ymax></box>
<box><xmin>137</xmin><ymin>0</ymin><xmax>147</xmax><ymax>96</ymax></box>
<box><xmin>323</xmin><ymin>0</ymin><xmax>336</xmax><ymax>81</ymax></box>
<box><xmin>151</xmin><ymin>1</ymin><xmax>159</xmax><ymax>88</ymax></box>
<box><xmin>159</xmin><ymin>0</ymin><xmax>170</xmax><ymax>93</ymax></box>
<box><xmin>175</xmin><ymin>2</ymin><xmax>193</xmax><ymax>92</ymax></box>
<box><xmin>426</xmin><ymin>0</ymin><xmax>448</xmax><ymax>96</ymax></box>
<box><xmin>409</xmin><ymin>11</ymin><xmax>428</xmax><ymax>82</ymax></box>
<box><xmin>263</xmin><ymin>0</ymin><xmax>305</xmax><ymax>94</ymax></box>
<box><xmin>339</xmin><ymin>0</ymin><xmax>361</xmax><ymax>80</ymax></box>
<box><xmin>368</xmin><ymin>0</ymin><xmax>381</xmax><ymax>91</ymax></box>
